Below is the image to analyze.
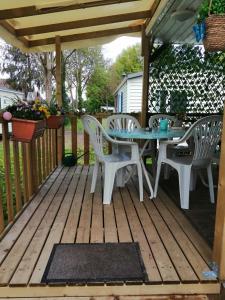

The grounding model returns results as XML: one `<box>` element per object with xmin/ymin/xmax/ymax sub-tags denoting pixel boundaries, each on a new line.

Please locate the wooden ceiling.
<box><xmin>0</xmin><ymin>0</ymin><xmax>163</xmax><ymax>52</ymax></box>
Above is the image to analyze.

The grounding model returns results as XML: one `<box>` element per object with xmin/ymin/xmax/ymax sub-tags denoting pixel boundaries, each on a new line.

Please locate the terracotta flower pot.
<box><xmin>46</xmin><ymin>115</ymin><xmax>64</xmax><ymax>129</ymax></box>
<box><xmin>12</xmin><ymin>118</ymin><xmax>46</xmax><ymax>143</ymax></box>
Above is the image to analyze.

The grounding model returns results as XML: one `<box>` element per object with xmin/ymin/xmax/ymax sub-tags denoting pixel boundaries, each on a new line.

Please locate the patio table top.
<box><xmin>107</xmin><ymin>127</ymin><xmax>185</xmax><ymax>140</ymax></box>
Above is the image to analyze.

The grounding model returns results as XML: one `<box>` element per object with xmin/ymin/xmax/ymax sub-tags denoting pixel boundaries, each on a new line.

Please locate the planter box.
<box><xmin>46</xmin><ymin>115</ymin><xmax>64</xmax><ymax>129</ymax></box>
<box><xmin>12</xmin><ymin>118</ymin><xmax>46</xmax><ymax>143</ymax></box>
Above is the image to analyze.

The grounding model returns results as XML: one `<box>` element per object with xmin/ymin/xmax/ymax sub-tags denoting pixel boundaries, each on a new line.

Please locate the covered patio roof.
<box><xmin>0</xmin><ymin>0</ymin><xmax>201</xmax><ymax>53</ymax></box>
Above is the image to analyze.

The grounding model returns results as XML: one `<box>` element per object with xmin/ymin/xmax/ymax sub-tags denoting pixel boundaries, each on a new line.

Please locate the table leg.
<box><xmin>141</xmin><ymin>158</ymin><xmax>154</xmax><ymax>199</ymax></box>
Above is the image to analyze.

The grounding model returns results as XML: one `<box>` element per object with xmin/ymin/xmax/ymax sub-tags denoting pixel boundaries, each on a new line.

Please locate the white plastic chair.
<box><xmin>81</xmin><ymin>115</ymin><xmax>143</xmax><ymax>204</ymax></box>
<box><xmin>154</xmin><ymin>115</ymin><xmax>223</xmax><ymax>209</ymax></box>
<box><xmin>149</xmin><ymin>114</ymin><xmax>177</xmax><ymax>129</ymax></box>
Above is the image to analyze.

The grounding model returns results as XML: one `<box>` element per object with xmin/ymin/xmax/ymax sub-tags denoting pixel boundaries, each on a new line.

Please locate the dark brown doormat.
<box><xmin>42</xmin><ymin>243</ymin><xmax>147</xmax><ymax>284</ymax></box>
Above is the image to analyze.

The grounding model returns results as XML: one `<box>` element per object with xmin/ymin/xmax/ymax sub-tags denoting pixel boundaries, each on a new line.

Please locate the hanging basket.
<box><xmin>203</xmin><ymin>15</ymin><xmax>225</xmax><ymax>52</ymax></box>
<box><xmin>11</xmin><ymin>118</ymin><xmax>46</xmax><ymax>143</ymax></box>
<box><xmin>46</xmin><ymin>115</ymin><xmax>64</xmax><ymax>129</ymax></box>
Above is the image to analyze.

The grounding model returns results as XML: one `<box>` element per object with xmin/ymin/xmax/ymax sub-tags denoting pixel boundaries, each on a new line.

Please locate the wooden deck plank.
<box><xmin>90</xmin><ymin>170</ymin><xmax>104</xmax><ymax>243</ymax></box>
<box><xmin>153</xmin><ymin>197</ymin><xmax>215</xmax><ymax>282</ymax></box>
<box><xmin>120</xmin><ymin>188</ymin><xmax>162</xmax><ymax>283</ymax></box>
<box><xmin>158</xmin><ymin>188</ymin><xmax>212</xmax><ymax>263</ymax></box>
<box><xmin>103</xmin><ymin>198</ymin><xmax>118</xmax><ymax>243</ymax></box>
<box><xmin>113</xmin><ymin>188</ymin><xmax>132</xmax><ymax>243</ymax></box>
<box><xmin>61</xmin><ymin>165</ymin><xmax>88</xmax><ymax>243</ymax></box>
<box><xmin>0</xmin><ymin>167</ymin><xmax>69</xmax><ymax>286</ymax></box>
<box><xmin>0</xmin><ymin>167</ymin><xmax>63</xmax><ymax>264</ymax></box>
<box><xmin>144</xmin><ymin>194</ymin><xmax>199</xmax><ymax>282</ymax></box>
<box><xmin>76</xmin><ymin>167</ymin><xmax>94</xmax><ymax>243</ymax></box>
<box><xmin>10</xmin><ymin>167</ymin><xmax>78</xmax><ymax>286</ymax></box>
<box><xmin>29</xmin><ymin>167</ymin><xmax>89</xmax><ymax>285</ymax></box>
<box><xmin>127</xmin><ymin>182</ymin><xmax>180</xmax><ymax>283</ymax></box>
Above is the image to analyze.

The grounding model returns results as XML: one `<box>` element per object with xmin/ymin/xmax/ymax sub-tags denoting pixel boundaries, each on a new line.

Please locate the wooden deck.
<box><xmin>0</xmin><ymin>165</ymin><xmax>220</xmax><ymax>298</ymax></box>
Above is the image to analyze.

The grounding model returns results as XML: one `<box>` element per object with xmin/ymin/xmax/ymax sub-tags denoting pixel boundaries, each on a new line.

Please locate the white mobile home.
<box><xmin>114</xmin><ymin>72</ymin><xmax>143</xmax><ymax>113</ymax></box>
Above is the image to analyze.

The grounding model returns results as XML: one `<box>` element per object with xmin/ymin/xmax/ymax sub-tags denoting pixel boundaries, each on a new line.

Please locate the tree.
<box><xmin>1</xmin><ymin>45</ymin><xmax>44</xmax><ymax>98</ymax></box>
<box><xmin>65</xmin><ymin>47</ymin><xmax>105</xmax><ymax>110</ymax></box>
<box><xmin>110</xmin><ymin>43</ymin><xmax>143</xmax><ymax>90</ymax></box>
<box><xmin>85</xmin><ymin>67</ymin><xmax>114</xmax><ymax>112</ymax></box>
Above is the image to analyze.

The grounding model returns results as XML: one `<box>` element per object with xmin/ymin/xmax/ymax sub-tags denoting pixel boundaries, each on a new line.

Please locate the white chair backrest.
<box><xmin>149</xmin><ymin>114</ymin><xmax>177</xmax><ymax>129</ymax></box>
<box><xmin>176</xmin><ymin>115</ymin><xmax>222</xmax><ymax>165</ymax></box>
<box><xmin>81</xmin><ymin>115</ymin><xmax>111</xmax><ymax>160</ymax></box>
<box><xmin>106</xmin><ymin>114</ymin><xmax>141</xmax><ymax>131</ymax></box>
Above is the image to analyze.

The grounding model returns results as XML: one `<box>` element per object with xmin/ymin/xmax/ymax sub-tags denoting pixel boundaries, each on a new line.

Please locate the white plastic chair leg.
<box><xmin>137</xmin><ymin>163</ymin><xmax>143</xmax><ymax>202</ymax></box>
<box><xmin>178</xmin><ymin>165</ymin><xmax>191</xmax><ymax>209</ymax></box>
<box><xmin>91</xmin><ymin>161</ymin><xmax>99</xmax><ymax>193</ymax></box>
<box><xmin>103</xmin><ymin>164</ymin><xmax>116</xmax><ymax>205</ymax></box>
<box><xmin>207</xmin><ymin>164</ymin><xmax>215</xmax><ymax>203</ymax></box>
<box><xmin>153</xmin><ymin>161</ymin><xmax>162</xmax><ymax>198</ymax></box>
<box><xmin>116</xmin><ymin>167</ymin><xmax>126</xmax><ymax>187</ymax></box>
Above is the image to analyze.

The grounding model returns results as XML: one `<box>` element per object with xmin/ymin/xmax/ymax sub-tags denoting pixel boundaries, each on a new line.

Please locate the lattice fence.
<box><xmin>148</xmin><ymin>45</ymin><xmax>225</xmax><ymax>116</ymax></box>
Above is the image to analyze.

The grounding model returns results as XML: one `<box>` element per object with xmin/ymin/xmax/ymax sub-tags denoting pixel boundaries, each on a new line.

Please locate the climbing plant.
<box><xmin>148</xmin><ymin>44</ymin><xmax>225</xmax><ymax>115</ymax></box>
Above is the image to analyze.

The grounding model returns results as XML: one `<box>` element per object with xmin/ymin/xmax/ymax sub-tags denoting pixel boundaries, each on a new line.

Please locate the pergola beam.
<box><xmin>29</xmin><ymin>25</ymin><xmax>142</xmax><ymax>47</ymax></box>
<box><xmin>0</xmin><ymin>0</ymin><xmax>141</xmax><ymax>20</ymax></box>
<box><xmin>0</xmin><ymin>21</ymin><xmax>29</xmax><ymax>47</ymax></box>
<box><xmin>16</xmin><ymin>11</ymin><xmax>150</xmax><ymax>37</ymax></box>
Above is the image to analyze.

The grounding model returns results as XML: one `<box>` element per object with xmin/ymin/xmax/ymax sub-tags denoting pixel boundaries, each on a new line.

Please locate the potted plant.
<box><xmin>194</xmin><ymin>0</ymin><xmax>225</xmax><ymax>51</ymax></box>
<box><xmin>44</xmin><ymin>99</ymin><xmax>65</xmax><ymax>129</ymax></box>
<box><xmin>4</xmin><ymin>99</ymin><xmax>49</xmax><ymax>142</ymax></box>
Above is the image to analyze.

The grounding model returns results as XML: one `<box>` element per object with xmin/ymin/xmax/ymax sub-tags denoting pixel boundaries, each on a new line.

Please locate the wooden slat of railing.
<box><xmin>0</xmin><ymin>189</ymin><xmax>4</xmax><ymax>233</ymax></box>
<box><xmin>46</xmin><ymin>130</ymin><xmax>50</xmax><ymax>175</ymax></box>
<box><xmin>53</xmin><ymin>129</ymin><xmax>57</xmax><ymax>168</ymax></box>
<box><xmin>2</xmin><ymin>122</ymin><xmax>13</xmax><ymax>222</ymax></box>
<box><xmin>13</xmin><ymin>141</ymin><xmax>22</xmax><ymax>213</ymax></box>
<box><xmin>41</xmin><ymin>133</ymin><xmax>46</xmax><ymax>180</ymax></box>
<box><xmin>31</xmin><ymin>140</ymin><xmax>38</xmax><ymax>193</ymax></box>
<box><xmin>37</xmin><ymin>137</ymin><xmax>42</xmax><ymax>186</ymax></box>
<box><xmin>21</xmin><ymin>143</ymin><xmax>29</xmax><ymax>203</ymax></box>
<box><xmin>83</xmin><ymin>130</ymin><xmax>89</xmax><ymax>165</ymax></box>
<box><xmin>49</xmin><ymin>130</ymin><xmax>53</xmax><ymax>171</ymax></box>
<box><xmin>71</xmin><ymin>116</ymin><xmax>77</xmax><ymax>157</ymax></box>
<box><xmin>26</xmin><ymin>143</ymin><xmax>33</xmax><ymax>198</ymax></box>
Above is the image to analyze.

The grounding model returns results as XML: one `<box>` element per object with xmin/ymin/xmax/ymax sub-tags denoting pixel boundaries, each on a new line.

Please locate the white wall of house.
<box><xmin>115</xmin><ymin>73</ymin><xmax>143</xmax><ymax>113</ymax></box>
<box><xmin>0</xmin><ymin>88</ymin><xmax>24</xmax><ymax>109</ymax></box>
<box><xmin>127</xmin><ymin>76</ymin><xmax>142</xmax><ymax>113</ymax></box>
<box><xmin>0</xmin><ymin>87</ymin><xmax>24</xmax><ymax>134</ymax></box>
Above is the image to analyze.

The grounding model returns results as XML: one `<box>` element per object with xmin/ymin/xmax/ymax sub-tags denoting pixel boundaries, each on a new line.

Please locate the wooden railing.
<box><xmin>0</xmin><ymin>112</ymin><xmax>141</xmax><ymax>236</ymax></box>
<box><xmin>0</xmin><ymin>118</ymin><xmax>59</xmax><ymax>235</ymax></box>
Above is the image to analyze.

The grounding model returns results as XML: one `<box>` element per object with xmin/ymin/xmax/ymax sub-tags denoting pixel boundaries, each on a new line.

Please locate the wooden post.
<box><xmin>141</xmin><ymin>25</ymin><xmax>151</xmax><ymax>128</ymax></box>
<box><xmin>2</xmin><ymin>121</ymin><xmax>13</xmax><ymax>222</ymax></box>
<box><xmin>71</xmin><ymin>116</ymin><xmax>77</xmax><ymax>157</ymax></box>
<box><xmin>0</xmin><ymin>189</ymin><xmax>4</xmax><ymax>233</ymax></box>
<box><xmin>213</xmin><ymin>110</ymin><xmax>225</xmax><ymax>279</ymax></box>
<box><xmin>55</xmin><ymin>35</ymin><xmax>64</xmax><ymax>164</ymax></box>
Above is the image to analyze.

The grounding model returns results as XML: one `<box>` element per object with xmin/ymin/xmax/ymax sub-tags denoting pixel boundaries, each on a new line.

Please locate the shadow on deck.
<box><xmin>0</xmin><ymin>165</ymin><xmax>220</xmax><ymax>298</ymax></box>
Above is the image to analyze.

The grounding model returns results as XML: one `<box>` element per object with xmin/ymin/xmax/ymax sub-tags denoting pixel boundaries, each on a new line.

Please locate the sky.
<box><xmin>102</xmin><ymin>36</ymin><xmax>141</xmax><ymax>62</ymax></box>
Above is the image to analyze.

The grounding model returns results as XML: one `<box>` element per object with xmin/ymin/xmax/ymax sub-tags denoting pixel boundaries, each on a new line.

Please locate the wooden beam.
<box><xmin>0</xmin><ymin>0</ymin><xmax>141</xmax><ymax>20</ymax></box>
<box><xmin>29</xmin><ymin>25</ymin><xmax>142</xmax><ymax>47</ymax></box>
<box><xmin>213</xmin><ymin>107</ymin><xmax>225</xmax><ymax>280</ymax></box>
<box><xmin>16</xmin><ymin>11</ymin><xmax>150</xmax><ymax>37</ymax></box>
<box><xmin>141</xmin><ymin>25</ymin><xmax>152</xmax><ymax>127</ymax></box>
<box><xmin>0</xmin><ymin>21</ymin><xmax>29</xmax><ymax>47</ymax></box>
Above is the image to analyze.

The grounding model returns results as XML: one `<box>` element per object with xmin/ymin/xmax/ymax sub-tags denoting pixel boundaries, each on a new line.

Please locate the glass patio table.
<box><xmin>108</xmin><ymin>127</ymin><xmax>185</xmax><ymax>199</ymax></box>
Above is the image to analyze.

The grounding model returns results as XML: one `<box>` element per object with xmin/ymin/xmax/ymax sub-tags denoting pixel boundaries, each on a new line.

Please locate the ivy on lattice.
<box><xmin>148</xmin><ymin>44</ymin><xmax>225</xmax><ymax>114</ymax></box>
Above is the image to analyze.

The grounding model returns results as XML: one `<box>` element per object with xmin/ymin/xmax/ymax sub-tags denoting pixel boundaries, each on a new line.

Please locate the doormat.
<box><xmin>42</xmin><ymin>242</ymin><xmax>147</xmax><ymax>284</ymax></box>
